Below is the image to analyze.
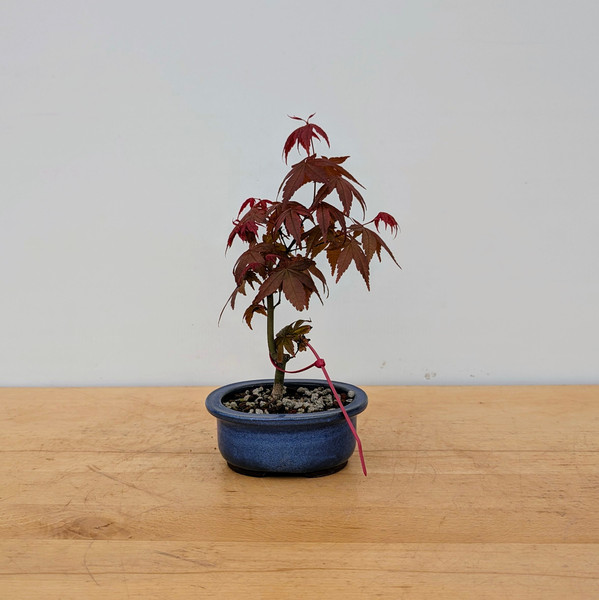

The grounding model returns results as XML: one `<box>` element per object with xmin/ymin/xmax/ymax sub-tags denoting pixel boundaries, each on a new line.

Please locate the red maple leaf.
<box><xmin>283</xmin><ymin>115</ymin><xmax>330</xmax><ymax>163</ymax></box>
<box><xmin>270</xmin><ymin>201</ymin><xmax>312</xmax><ymax>245</ymax></box>
<box><xmin>312</xmin><ymin>156</ymin><xmax>366</xmax><ymax>216</ymax></box>
<box><xmin>314</xmin><ymin>201</ymin><xmax>347</xmax><ymax>238</ymax></box>
<box><xmin>333</xmin><ymin>236</ymin><xmax>370</xmax><ymax>289</ymax></box>
<box><xmin>237</xmin><ymin>197</ymin><xmax>272</xmax><ymax>218</ymax></box>
<box><xmin>227</xmin><ymin>219</ymin><xmax>259</xmax><ymax>248</ymax></box>
<box><xmin>280</xmin><ymin>155</ymin><xmax>366</xmax><ymax>215</ymax></box>
<box><xmin>253</xmin><ymin>257</ymin><xmax>324</xmax><ymax>311</ymax></box>
<box><xmin>350</xmin><ymin>223</ymin><xmax>401</xmax><ymax>267</ymax></box>
<box><xmin>373</xmin><ymin>212</ymin><xmax>399</xmax><ymax>236</ymax></box>
<box><xmin>243</xmin><ymin>303</ymin><xmax>268</xmax><ymax>329</ymax></box>
<box><xmin>278</xmin><ymin>156</ymin><xmax>329</xmax><ymax>202</ymax></box>
<box><xmin>273</xmin><ymin>319</ymin><xmax>313</xmax><ymax>362</ymax></box>
<box><xmin>301</xmin><ymin>225</ymin><xmax>328</xmax><ymax>259</ymax></box>
<box><xmin>232</xmin><ymin>244</ymin><xmax>274</xmax><ymax>285</ymax></box>
<box><xmin>227</xmin><ymin>199</ymin><xmax>272</xmax><ymax>248</ymax></box>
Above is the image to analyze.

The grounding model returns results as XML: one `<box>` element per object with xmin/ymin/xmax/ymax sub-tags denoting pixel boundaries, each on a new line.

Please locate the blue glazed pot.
<box><xmin>205</xmin><ymin>379</ymin><xmax>368</xmax><ymax>476</ymax></box>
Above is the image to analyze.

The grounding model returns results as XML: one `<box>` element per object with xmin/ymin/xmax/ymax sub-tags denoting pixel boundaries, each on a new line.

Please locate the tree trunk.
<box><xmin>267</xmin><ymin>295</ymin><xmax>287</xmax><ymax>402</ymax></box>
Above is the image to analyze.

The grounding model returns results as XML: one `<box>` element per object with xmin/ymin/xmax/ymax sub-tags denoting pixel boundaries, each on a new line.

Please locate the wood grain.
<box><xmin>1</xmin><ymin>385</ymin><xmax>598</xmax><ymax>598</ymax></box>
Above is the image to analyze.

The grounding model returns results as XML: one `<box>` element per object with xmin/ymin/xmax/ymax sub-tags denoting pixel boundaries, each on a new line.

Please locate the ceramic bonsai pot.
<box><xmin>205</xmin><ymin>378</ymin><xmax>368</xmax><ymax>476</ymax></box>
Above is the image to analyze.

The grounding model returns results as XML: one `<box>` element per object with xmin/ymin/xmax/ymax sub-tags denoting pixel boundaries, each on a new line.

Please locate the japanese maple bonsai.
<box><xmin>223</xmin><ymin>114</ymin><xmax>399</xmax><ymax>400</ymax></box>
<box><xmin>206</xmin><ymin>114</ymin><xmax>399</xmax><ymax>476</ymax></box>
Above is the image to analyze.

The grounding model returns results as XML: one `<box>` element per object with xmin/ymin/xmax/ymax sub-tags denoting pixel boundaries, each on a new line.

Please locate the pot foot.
<box><xmin>227</xmin><ymin>461</ymin><xmax>348</xmax><ymax>478</ymax></box>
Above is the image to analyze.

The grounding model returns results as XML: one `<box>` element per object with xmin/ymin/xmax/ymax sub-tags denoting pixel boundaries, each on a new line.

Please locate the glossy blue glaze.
<box><xmin>205</xmin><ymin>379</ymin><xmax>368</xmax><ymax>475</ymax></box>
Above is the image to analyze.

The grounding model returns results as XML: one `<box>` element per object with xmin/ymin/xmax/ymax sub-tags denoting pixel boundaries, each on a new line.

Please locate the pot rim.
<box><xmin>205</xmin><ymin>378</ymin><xmax>368</xmax><ymax>425</ymax></box>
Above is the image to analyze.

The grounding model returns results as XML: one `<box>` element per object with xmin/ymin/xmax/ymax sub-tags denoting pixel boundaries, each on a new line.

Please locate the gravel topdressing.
<box><xmin>222</xmin><ymin>385</ymin><xmax>355</xmax><ymax>414</ymax></box>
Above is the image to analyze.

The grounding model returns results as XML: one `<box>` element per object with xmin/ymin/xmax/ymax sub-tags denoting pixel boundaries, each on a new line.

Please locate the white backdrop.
<box><xmin>2</xmin><ymin>0</ymin><xmax>598</xmax><ymax>386</ymax></box>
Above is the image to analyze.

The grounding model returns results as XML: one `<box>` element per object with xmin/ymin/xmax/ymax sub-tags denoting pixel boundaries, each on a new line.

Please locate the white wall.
<box><xmin>2</xmin><ymin>0</ymin><xmax>598</xmax><ymax>386</ymax></box>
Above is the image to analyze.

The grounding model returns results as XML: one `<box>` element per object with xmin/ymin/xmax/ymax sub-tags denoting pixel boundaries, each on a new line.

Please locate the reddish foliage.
<box><xmin>373</xmin><ymin>211</ymin><xmax>399</xmax><ymax>236</ymax></box>
<box><xmin>224</xmin><ymin>115</ymin><xmax>400</xmax><ymax>360</ymax></box>
<box><xmin>283</xmin><ymin>114</ymin><xmax>330</xmax><ymax>163</ymax></box>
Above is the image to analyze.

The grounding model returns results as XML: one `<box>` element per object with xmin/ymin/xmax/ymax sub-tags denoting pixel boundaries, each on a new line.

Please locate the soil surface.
<box><xmin>222</xmin><ymin>385</ymin><xmax>355</xmax><ymax>414</ymax></box>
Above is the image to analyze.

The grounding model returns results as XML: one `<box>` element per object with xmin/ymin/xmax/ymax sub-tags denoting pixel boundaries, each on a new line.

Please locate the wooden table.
<box><xmin>1</xmin><ymin>386</ymin><xmax>598</xmax><ymax>599</ymax></box>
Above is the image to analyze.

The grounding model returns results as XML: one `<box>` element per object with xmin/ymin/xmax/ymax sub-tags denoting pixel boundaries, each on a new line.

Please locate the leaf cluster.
<box><xmin>224</xmin><ymin>115</ymin><xmax>400</xmax><ymax>333</ymax></box>
<box><xmin>272</xmin><ymin>320</ymin><xmax>312</xmax><ymax>364</ymax></box>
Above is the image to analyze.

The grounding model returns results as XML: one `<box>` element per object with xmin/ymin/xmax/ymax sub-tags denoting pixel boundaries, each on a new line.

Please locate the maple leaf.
<box><xmin>312</xmin><ymin>156</ymin><xmax>360</xmax><ymax>183</ymax></box>
<box><xmin>334</xmin><ymin>237</ymin><xmax>370</xmax><ymax>289</ymax></box>
<box><xmin>270</xmin><ymin>201</ymin><xmax>312</xmax><ymax>245</ymax></box>
<box><xmin>220</xmin><ymin>271</ymin><xmax>258</xmax><ymax>324</ymax></box>
<box><xmin>273</xmin><ymin>320</ymin><xmax>313</xmax><ymax>363</ymax></box>
<box><xmin>307</xmin><ymin>261</ymin><xmax>329</xmax><ymax>297</ymax></box>
<box><xmin>324</xmin><ymin>230</ymin><xmax>344</xmax><ymax>277</ymax></box>
<box><xmin>326</xmin><ymin>177</ymin><xmax>365</xmax><ymax>216</ymax></box>
<box><xmin>253</xmin><ymin>269</ymin><xmax>286</xmax><ymax>305</ymax></box>
<box><xmin>281</xmin><ymin>271</ymin><xmax>312</xmax><ymax>310</ymax></box>
<box><xmin>373</xmin><ymin>212</ymin><xmax>399</xmax><ymax>236</ymax></box>
<box><xmin>351</xmin><ymin>223</ymin><xmax>401</xmax><ymax>267</ymax></box>
<box><xmin>253</xmin><ymin>258</ymin><xmax>324</xmax><ymax>311</ymax></box>
<box><xmin>237</xmin><ymin>197</ymin><xmax>273</xmax><ymax>218</ymax></box>
<box><xmin>283</xmin><ymin>115</ymin><xmax>330</xmax><ymax>163</ymax></box>
<box><xmin>227</xmin><ymin>200</ymin><xmax>272</xmax><ymax>249</ymax></box>
<box><xmin>278</xmin><ymin>155</ymin><xmax>365</xmax><ymax>209</ymax></box>
<box><xmin>314</xmin><ymin>201</ymin><xmax>347</xmax><ymax>238</ymax></box>
<box><xmin>303</xmin><ymin>157</ymin><xmax>366</xmax><ymax>217</ymax></box>
<box><xmin>359</xmin><ymin>227</ymin><xmax>381</xmax><ymax>262</ymax></box>
<box><xmin>322</xmin><ymin>159</ymin><xmax>366</xmax><ymax>212</ymax></box>
<box><xmin>302</xmin><ymin>225</ymin><xmax>328</xmax><ymax>259</ymax></box>
<box><xmin>227</xmin><ymin>219</ymin><xmax>259</xmax><ymax>248</ymax></box>
<box><xmin>243</xmin><ymin>303</ymin><xmax>268</xmax><ymax>329</ymax></box>
<box><xmin>232</xmin><ymin>243</ymin><xmax>276</xmax><ymax>285</ymax></box>
<box><xmin>278</xmin><ymin>156</ymin><xmax>329</xmax><ymax>202</ymax></box>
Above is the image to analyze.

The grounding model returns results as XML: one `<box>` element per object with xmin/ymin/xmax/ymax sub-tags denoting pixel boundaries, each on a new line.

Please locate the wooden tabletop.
<box><xmin>1</xmin><ymin>385</ymin><xmax>598</xmax><ymax>599</ymax></box>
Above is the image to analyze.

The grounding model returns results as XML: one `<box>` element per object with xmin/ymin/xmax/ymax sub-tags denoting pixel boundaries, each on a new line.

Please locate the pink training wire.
<box><xmin>269</xmin><ymin>343</ymin><xmax>367</xmax><ymax>477</ymax></box>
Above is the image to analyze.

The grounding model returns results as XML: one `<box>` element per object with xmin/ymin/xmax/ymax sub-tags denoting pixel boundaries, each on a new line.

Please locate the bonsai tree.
<box><xmin>224</xmin><ymin>115</ymin><xmax>399</xmax><ymax>402</ymax></box>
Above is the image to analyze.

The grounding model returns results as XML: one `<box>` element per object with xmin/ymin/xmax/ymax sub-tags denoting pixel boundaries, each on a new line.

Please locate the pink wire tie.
<box><xmin>269</xmin><ymin>342</ymin><xmax>367</xmax><ymax>476</ymax></box>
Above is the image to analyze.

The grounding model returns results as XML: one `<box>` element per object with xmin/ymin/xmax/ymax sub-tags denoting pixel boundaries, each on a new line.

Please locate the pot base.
<box><xmin>227</xmin><ymin>461</ymin><xmax>348</xmax><ymax>478</ymax></box>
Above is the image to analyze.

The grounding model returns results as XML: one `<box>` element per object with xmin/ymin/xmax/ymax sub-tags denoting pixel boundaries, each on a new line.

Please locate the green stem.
<box><xmin>267</xmin><ymin>295</ymin><xmax>275</xmax><ymax>357</ymax></box>
<box><xmin>267</xmin><ymin>295</ymin><xmax>286</xmax><ymax>399</ymax></box>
